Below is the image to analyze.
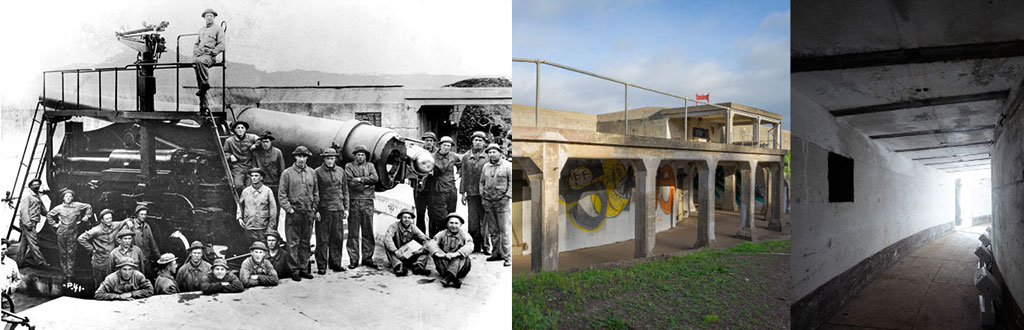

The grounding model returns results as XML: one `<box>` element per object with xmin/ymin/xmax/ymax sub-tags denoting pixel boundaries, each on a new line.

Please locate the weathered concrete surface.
<box><xmin>19</xmin><ymin>252</ymin><xmax>510</xmax><ymax>329</ymax></box>
<box><xmin>992</xmin><ymin>73</ymin><xmax>1024</xmax><ymax>321</ymax></box>
<box><xmin>510</xmin><ymin>211</ymin><xmax>789</xmax><ymax>274</ymax></box>
<box><xmin>511</xmin><ymin>104</ymin><xmax>598</xmax><ymax>131</ymax></box>
<box><xmin>790</xmin><ymin>90</ymin><xmax>955</xmax><ymax>301</ymax></box>
<box><xmin>821</xmin><ymin>227</ymin><xmax>984</xmax><ymax>330</ymax></box>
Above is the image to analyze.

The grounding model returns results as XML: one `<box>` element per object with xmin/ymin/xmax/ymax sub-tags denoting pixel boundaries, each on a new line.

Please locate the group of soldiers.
<box><xmin>12</xmin><ymin>118</ymin><xmax>512</xmax><ymax>299</ymax></box>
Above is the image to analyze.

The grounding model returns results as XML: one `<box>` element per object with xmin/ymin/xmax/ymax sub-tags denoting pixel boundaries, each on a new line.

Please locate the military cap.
<box><xmin>421</xmin><ymin>132</ymin><xmax>437</xmax><ymax>140</ymax></box>
<box><xmin>135</xmin><ymin>204</ymin><xmax>149</xmax><ymax>215</ymax></box>
<box><xmin>471</xmin><ymin>131</ymin><xmax>489</xmax><ymax>142</ymax></box>
<box><xmin>99</xmin><ymin>209</ymin><xmax>115</xmax><ymax>219</ymax></box>
<box><xmin>212</xmin><ymin>258</ymin><xmax>229</xmax><ymax>269</ymax></box>
<box><xmin>248</xmin><ymin>168</ymin><xmax>266</xmax><ymax>177</ymax></box>
<box><xmin>320</xmin><ymin>148</ymin><xmax>340</xmax><ymax>157</ymax></box>
<box><xmin>438</xmin><ymin>136</ymin><xmax>455</xmax><ymax>146</ymax></box>
<box><xmin>117</xmin><ymin>230</ymin><xmax>136</xmax><ymax>239</ymax></box>
<box><xmin>265</xmin><ymin>229</ymin><xmax>283</xmax><ymax>243</ymax></box>
<box><xmin>157</xmin><ymin>253</ymin><xmax>178</xmax><ymax>265</ymax></box>
<box><xmin>231</xmin><ymin>121</ymin><xmax>249</xmax><ymax>130</ymax></box>
<box><xmin>485</xmin><ymin>143</ymin><xmax>502</xmax><ymax>154</ymax></box>
<box><xmin>201</xmin><ymin>8</ymin><xmax>218</xmax><ymax>17</ymax></box>
<box><xmin>188</xmin><ymin>241</ymin><xmax>205</xmax><ymax>252</ymax></box>
<box><xmin>258</xmin><ymin>131</ymin><xmax>275</xmax><ymax>141</ymax></box>
<box><xmin>115</xmin><ymin>258</ymin><xmax>138</xmax><ymax>269</ymax></box>
<box><xmin>291</xmin><ymin>146</ymin><xmax>312</xmax><ymax>156</ymax></box>
<box><xmin>396</xmin><ymin>208</ymin><xmax>416</xmax><ymax>219</ymax></box>
<box><xmin>444</xmin><ymin>213</ymin><xmax>465</xmax><ymax>225</ymax></box>
<box><xmin>249</xmin><ymin>241</ymin><xmax>268</xmax><ymax>252</ymax></box>
<box><xmin>61</xmin><ymin>189</ymin><xmax>75</xmax><ymax>198</ymax></box>
<box><xmin>352</xmin><ymin>145</ymin><xmax>370</xmax><ymax>157</ymax></box>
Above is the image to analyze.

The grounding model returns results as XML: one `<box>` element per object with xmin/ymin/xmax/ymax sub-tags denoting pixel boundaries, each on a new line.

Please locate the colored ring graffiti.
<box><xmin>656</xmin><ymin>165</ymin><xmax>674</xmax><ymax>215</ymax></box>
<box><xmin>559</xmin><ymin>160</ymin><xmax>634</xmax><ymax>232</ymax></box>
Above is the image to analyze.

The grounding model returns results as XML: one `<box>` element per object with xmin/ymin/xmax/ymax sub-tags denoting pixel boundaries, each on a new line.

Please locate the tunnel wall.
<box><xmin>558</xmin><ymin>159</ymin><xmax>638</xmax><ymax>252</ymax></box>
<box><xmin>790</xmin><ymin>91</ymin><xmax>955</xmax><ymax>325</ymax></box>
<box><xmin>992</xmin><ymin>78</ymin><xmax>1024</xmax><ymax>320</ymax></box>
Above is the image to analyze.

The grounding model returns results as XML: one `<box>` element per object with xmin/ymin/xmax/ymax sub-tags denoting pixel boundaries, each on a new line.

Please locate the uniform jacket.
<box><xmin>432</xmin><ymin>230</ymin><xmax>474</xmax><ymax>258</ymax></box>
<box><xmin>77</xmin><ymin>221</ymin><xmax>131</xmax><ymax>267</ymax></box>
<box><xmin>279</xmin><ymin>164</ymin><xmax>319</xmax><ymax>212</ymax></box>
<box><xmin>18</xmin><ymin>189</ymin><xmax>43</xmax><ymax>228</ymax></box>
<box><xmin>238</xmin><ymin>184</ymin><xmax>278</xmax><ymax>230</ymax></box>
<box><xmin>315</xmin><ymin>165</ymin><xmax>350</xmax><ymax>212</ymax></box>
<box><xmin>253</xmin><ymin>147</ymin><xmax>286</xmax><ymax>186</ymax></box>
<box><xmin>223</xmin><ymin>133</ymin><xmax>259</xmax><ymax>167</ymax></box>
<box><xmin>460</xmin><ymin>150</ymin><xmax>488</xmax><ymax>196</ymax></box>
<box><xmin>125</xmin><ymin>218</ymin><xmax>161</xmax><ymax>264</ymax></box>
<box><xmin>193</xmin><ymin>23</ymin><xmax>226</xmax><ymax>57</ymax></box>
<box><xmin>480</xmin><ymin>159</ymin><xmax>512</xmax><ymax>201</ymax></box>
<box><xmin>47</xmin><ymin>202</ymin><xmax>93</xmax><ymax>233</ymax></box>
<box><xmin>201</xmin><ymin>272</ymin><xmax>244</xmax><ymax>294</ymax></box>
<box><xmin>267</xmin><ymin>249</ymin><xmax>292</xmax><ymax>279</ymax></box>
<box><xmin>384</xmin><ymin>222</ymin><xmax>429</xmax><ymax>253</ymax></box>
<box><xmin>240</xmin><ymin>257</ymin><xmax>279</xmax><ymax>288</ymax></box>
<box><xmin>154</xmin><ymin>273</ymin><xmax>178</xmax><ymax>295</ymax></box>
<box><xmin>429</xmin><ymin>151</ymin><xmax>460</xmax><ymax>193</ymax></box>
<box><xmin>176</xmin><ymin>260</ymin><xmax>212</xmax><ymax>292</ymax></box>
<box><xmin>109</xmin><ymin>245</ymin><xmax>147</xmax><ymax>274</ymax></box>
<box><xmin>344</xmin><ymin>162</ymin><xmax>378</xmax><ymax>200</ymax></box>
<box><xmin>94</xmin><ymin>270</ymin><xmax>154</xmax><ymax>300</ymax></box>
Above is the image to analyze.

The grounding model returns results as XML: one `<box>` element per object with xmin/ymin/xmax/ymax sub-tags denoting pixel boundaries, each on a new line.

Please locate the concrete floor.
<box><xmin>822</xmin><ymin>225</ymin><xmax>987</xmax><ymax>330</ymax></box>
<box><xmin>511</xmin><ymin>211</ymin><xmax>791</xmax><ymax>274</ymax></box>
<box><xmin>15</xmin><ymin>252</ymin><xmax>510</xmax><ymax>329</ymax></box>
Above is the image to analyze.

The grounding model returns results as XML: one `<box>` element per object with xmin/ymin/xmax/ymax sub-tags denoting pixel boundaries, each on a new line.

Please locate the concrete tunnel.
<box><xmin>791</xmin><ymin>1</ymin><xmax>1024</xmax><ymax>329</ymax></box>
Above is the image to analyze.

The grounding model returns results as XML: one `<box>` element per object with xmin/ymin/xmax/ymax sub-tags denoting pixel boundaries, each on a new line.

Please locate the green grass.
<box><xmin>512</xmin><ymin>240</ymin><xmax>790</xmax><ymax>330</ymax></box>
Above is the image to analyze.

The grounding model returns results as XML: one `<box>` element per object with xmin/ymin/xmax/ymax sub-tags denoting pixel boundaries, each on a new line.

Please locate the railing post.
<box><xmin>115</xmin><ymin>70</ymin><xmax>119</xmax><ymax>111</ymax></box>
<box><xmin>624</xmin><ymin>83</ymin><xmax>629</xmax><ymax>135</ymax></box>
<box><xmin>98</xmin><ymin>71</ymin><xmax>102</xmax><ymax>110</ymax></box>
<box><xmin>535</xmin><ymin>60</ymin><xmax>540</xmax><ymax>127</ymax></box>
<box><xmin>684</xmin><ymin>99</ymin><xmax>688</xmax><ymax>142</ymax></box>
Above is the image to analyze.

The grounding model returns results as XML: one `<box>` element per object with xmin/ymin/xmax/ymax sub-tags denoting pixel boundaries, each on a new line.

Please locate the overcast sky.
<box><xmin>0</xmin><ymin>0</ymin><xmax>510</xmax><ymax>108</ymax></box>
<box><xmin>512</xmin><ymin>0</ymin><xmax>791</xmax><ymax>128</ymax></box>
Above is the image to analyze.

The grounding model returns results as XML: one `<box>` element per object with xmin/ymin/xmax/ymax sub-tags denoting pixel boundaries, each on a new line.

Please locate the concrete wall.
<box><xmin>791</xmin><ymin>90</ymin><xmax>955</xmax><ymax>301</ymax></box>
<box><xmin>511</xmin><ymin>104</ymin><xmax>598</xmax><ymax>131</ymax></box>
<box><xmin>558</xmin><ymin>159</ymin><xmax>638</xmax><ymax>252</ymax></box>
<box><xmin>992</xmin><ymin>79</ymin><xmax>1024</xmax><ymax>313</ymax></box>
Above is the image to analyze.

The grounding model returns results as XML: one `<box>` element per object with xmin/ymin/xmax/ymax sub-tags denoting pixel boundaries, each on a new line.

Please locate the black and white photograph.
<box><xmin>0</xmin><ymin>1</ymin><xmax>512</xmax><ymax>328</ymax></box>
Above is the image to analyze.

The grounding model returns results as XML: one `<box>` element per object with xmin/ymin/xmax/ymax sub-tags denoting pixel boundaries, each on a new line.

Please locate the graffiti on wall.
<box><xmin>559</xmin><ymin>159</ymin><xmax>634</xmax><ymax>232</ymax></box>
<box><xmin>656</xmin><ymin>165</ymin><xmax>674</xmax><ymax>215</ymax></box>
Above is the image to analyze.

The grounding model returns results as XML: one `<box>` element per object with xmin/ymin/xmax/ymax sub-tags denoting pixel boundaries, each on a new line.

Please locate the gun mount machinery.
<box><xmin>5</xmin><ymin>21</ymin><xmax>429</xmax><ymax>298</ymax></box>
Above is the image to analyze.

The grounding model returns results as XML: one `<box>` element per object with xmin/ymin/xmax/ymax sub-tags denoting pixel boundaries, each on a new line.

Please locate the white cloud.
<box><xmin>512</xmin><ymin>9</ymin><xmax>791</xmax><ymax>127</ymax></box>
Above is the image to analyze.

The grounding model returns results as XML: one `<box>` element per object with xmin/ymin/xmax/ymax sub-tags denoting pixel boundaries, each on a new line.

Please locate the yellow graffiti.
<box><xmin>559</xmin><ymin>160</ymin><xmax>632</xmax><ymax>232</ymax></box>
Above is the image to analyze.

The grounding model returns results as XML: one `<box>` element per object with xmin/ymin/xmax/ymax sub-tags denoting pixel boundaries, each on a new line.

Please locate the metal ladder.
<box><xmin>206</xmin><ymin>109</ymin><xmax>241</xmax><ymax>208</ymax></box>
<box><xmin>4</xmin><ymin>102</ymin><xmax>54</xmax><ymax>240</ymax></box>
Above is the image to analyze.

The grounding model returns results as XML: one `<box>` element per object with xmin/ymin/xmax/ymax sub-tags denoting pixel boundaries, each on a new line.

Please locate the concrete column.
<box><xmin>635</xmin><ymin>158</ymin><xmax>660</xmax><ymax>258</ymax></box>
<box><xmin>768</xmin><ymin>163</ymin><xmax>786</xmax><ymax>232</ymax></box>
<box><xmin>753</xmin><ymin>118</ymin><xmax>761</xmax><ymax>148</ymax></box>
<box><xmin>696</xmin><ymin>159</ymin><xmax>718</xmax><ymax>248</ymax></box>
<box><xmin>720</xmin><ymin>166</ymin><xmax>738</xmax><ymax>211</ymax></box>
<box><xmin>737</xmin><ymin>160</ymin><xmax>757</xmax><ymax>240</ymax></box>
<box><xmin>687</xmin><ymin>164</ymin><xmax>697</xmax><ymax>214</ymax></box>
<box><xmin>775</xmin><ymin>123</ymin><xmax>783</xmax><ymax>149</ymax></box>
<box><xmin>724</xmin><ymin>110</ymin><xmax>733</xmax><ymax>145</ymax></box>
<box><xmin>529</xmin><ymin>145</ymin><xmax>566</xmax><ymax>272</ymax></box>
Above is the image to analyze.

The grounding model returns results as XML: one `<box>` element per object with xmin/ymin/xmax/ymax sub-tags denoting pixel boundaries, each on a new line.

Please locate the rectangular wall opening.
<box><xmin>828</xmin><ymin>151</ymin><xmax>854</xmax><ymax>203</ymax></box>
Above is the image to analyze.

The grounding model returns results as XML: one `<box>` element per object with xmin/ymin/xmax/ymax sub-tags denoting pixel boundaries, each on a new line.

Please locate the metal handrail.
<box><xmin>512</xmin><ymin>58</ymin><xmax>784</xmax><ymax>148</ymax></box>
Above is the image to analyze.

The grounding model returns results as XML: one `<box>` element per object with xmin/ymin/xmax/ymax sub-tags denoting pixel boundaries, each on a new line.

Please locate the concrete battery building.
<box><xmin>510</xmin><ymin>77</ymin><xmax>790</xmax><ymax>272</ymax></box>
<box><xmin>791</xmin><ymin>1</ymin><xmax>1023</xmax><ymax>329</ymax></box>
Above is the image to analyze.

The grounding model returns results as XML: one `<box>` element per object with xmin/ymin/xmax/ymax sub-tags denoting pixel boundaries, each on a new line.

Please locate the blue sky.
<box><xmin>513</xmin><ymin>0</ymin><xmax>791</xmax><ymax>128</ymax></box>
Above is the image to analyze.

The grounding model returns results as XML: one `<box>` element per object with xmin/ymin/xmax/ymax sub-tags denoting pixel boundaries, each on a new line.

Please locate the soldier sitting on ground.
<box><xmin>201</xmin><ymin>258</ymin><xmax>244</xmax><ymax>295</ymax></box>
<box><xmin>240</xmin><ymin>242</ymin><xmax>278</xmax><ymax>288</ymax></box>
<box><xmin>95</xmin><ymin>257</ymin><xmax>153</xmax><ymax>301</ymax></box>
<box><xmin>431</xmin><ymin>213</ymin><xmax>474</xmax><ymax>289</ymax></box>
<box><xmin>383</xmin><ymin>208</ymin><xmax>431</xmax><ymax>277</ymax></box>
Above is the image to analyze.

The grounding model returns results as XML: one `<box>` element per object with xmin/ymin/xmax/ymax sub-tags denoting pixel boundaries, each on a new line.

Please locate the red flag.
<box><xmin>696</xmin><ymin>93</ymin><xmax>710</xmax><ymax>102</ymax></box>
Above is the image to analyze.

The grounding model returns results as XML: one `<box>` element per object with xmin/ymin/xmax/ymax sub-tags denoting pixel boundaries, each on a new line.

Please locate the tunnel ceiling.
<box><xmin>792</xmin><ymin>0</ymin><xmax>1024</xmax><ymax>173</ymax></box>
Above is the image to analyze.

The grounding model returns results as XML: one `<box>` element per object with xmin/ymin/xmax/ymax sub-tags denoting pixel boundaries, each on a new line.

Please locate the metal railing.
<box><xmin>513</xmin><ymin>58</ymin><xmax>784</xmax><ymax>149</ymax></box>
